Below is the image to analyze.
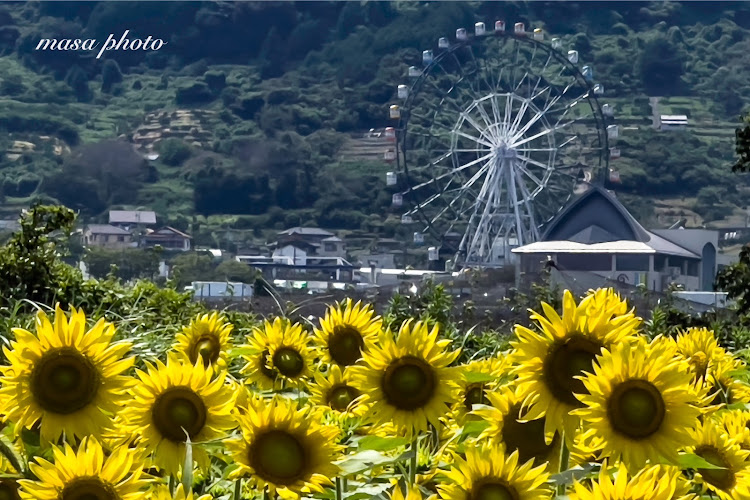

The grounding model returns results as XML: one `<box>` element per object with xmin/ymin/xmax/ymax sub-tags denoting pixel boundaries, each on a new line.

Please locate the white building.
<box><xmin>513</xmin><ymin>186</ymin><xmax>719</xmax><ymax>292</ymax></box>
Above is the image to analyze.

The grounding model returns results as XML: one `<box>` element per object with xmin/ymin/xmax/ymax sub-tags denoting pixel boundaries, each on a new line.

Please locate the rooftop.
<box><xmin>109</xmin><ymin>210</ymin><xmax>157</xmax><ymax>225</ymax></box>
<box><xmin>86</xmin><ymin>224</ymin><xmax>131</xmax><ymax>235</ymax></box>
<box><xmin>278</xmin><ymin>227</ymin><xmax>334</xmax><ymax>237</ymax></box>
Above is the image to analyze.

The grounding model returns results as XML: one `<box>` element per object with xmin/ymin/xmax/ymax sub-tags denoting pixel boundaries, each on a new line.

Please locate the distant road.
<box><xmin>649</xmin><ymin>97</ymin><xmax>660</xmax><ymax>129</ymax></box>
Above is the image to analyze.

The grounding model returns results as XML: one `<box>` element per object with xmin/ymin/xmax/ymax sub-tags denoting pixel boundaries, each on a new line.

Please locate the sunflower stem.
<box><xmin>408</xmin><ymin>437</ymin><xmax>418</xmax><ymax>486</ymax></box>
<box><xmin>234</xmin><ymin>478</ymin><xmax>242</xmax><ymax>500</ymax></box>
<box><xmin>335</xmin><ymin>477</ymin><xmax>344</xmax><ymax>500</ymax></box>
<box><xmin>169</xmin><ymin>475</ymin><xmax>176</xmax><ymax>495</ymax></box>
<box><xmin>557</xmin><ymin>434</ymin><xmax>570</xmax><ymax>496</ymax></box>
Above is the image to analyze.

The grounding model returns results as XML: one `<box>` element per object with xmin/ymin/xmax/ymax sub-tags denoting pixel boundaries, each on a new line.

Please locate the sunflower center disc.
<box><xmin>0</xmin><ymin>480</ymin><xmax>19</xmax><ymax>500</ymax></box>
<box><xmin>607</xmin><ymin>380</ymin><xmax>665</xmax><ymax>439</ymax></box>
<box><xmin>259</xmin><ymin>349</ymin><xmax>278</xmax><ymax>380</ymax></box>
<box><xmin>60</xmin><ymin>478</ymin><xmax>117</xmax><ymax>500</ymax></box>
<box><xmin>329</xmin><ymin>326</ymin><xmax>364</xmax><ymax>366</ymax></box>
<box><xmin>31</xmin><ymin>347</ymin><xmax>100</xmax><ymax>415</ymax></box>
<box><xmin>464</xmin><ymin>385</ymin><xmax>489</xmax><ymax>409</ymax></box>
<box><xmin>192</xmin><ymin>336</ymin><xmax>219</xmax><ymax>365</ymax></box>
<box><xmin>251</xmin><ymin>430</ymin><xmax>306</xmax><ymax>484</ymax></box>
<box><xmin>695</xmin><ymin>445</ymin><xmax>736</xmax><ymax>490</ymax></box>
<box><xmin>502</xmin><ymin>404</ymin><xmax>556</xmax><ymax>464</ymax></box>
<box><xmin>152</xmin><ymin>387</ymin><xmax>207</xmax><ymax>442</ymax></box>
<box><xmin>543</xmin><ymin>335</ymin><xmax>602</xmax><ymax>407</ymax></box>
<box><xmin>329</xmin><ymin>385</ymin><xmax>359</xmax><ymax>412</ymax></box>
<box><xmin>382</xmin><ymin>356</ymin><xmax>436</xmax><ymax>411</ymax></box>
<box><xmin>273</xmin><ymin>348</ymin><xmax>305</xmax><ymax>377</ymax></box>
<box><xmin>473</xmin><ymin>481</ymin><xmax>519</xmax><ymax>500</ymax></box>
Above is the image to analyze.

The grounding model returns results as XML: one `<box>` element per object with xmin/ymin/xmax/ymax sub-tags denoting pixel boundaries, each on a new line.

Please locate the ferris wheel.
<box><xmin>385</xmin><ymin>21</ymin><xmax>619</xmax><ymax>268</ymax></box>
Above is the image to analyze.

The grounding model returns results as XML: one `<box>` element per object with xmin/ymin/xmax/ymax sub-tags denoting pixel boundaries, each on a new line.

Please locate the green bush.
<box><xmin>158</xmin><ymin>138</ymin><xmax>193</xmax><ymax>166</ymax></box>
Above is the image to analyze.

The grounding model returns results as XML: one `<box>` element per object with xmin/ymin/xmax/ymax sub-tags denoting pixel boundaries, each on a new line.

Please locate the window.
<box><xmin>118</xmin><ymin>236</ymin><xmax>125</xmax><ymax>242</ymax></box>
<box><xmin>615</xmin><ymin>254</ymin><xmax>649</xmax><ymax>271</ymax></box>
<box><xmin>324</xmin><ymin>242</ymin><xmax>337</xmax><ymax>252</ymax></box>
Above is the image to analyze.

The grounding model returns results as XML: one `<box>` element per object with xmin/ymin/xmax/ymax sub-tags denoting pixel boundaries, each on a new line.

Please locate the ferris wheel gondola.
<box><xmin>389</xmin><ymin>22</ymin><xmax>617</xmax><ymax>268</ymax></box>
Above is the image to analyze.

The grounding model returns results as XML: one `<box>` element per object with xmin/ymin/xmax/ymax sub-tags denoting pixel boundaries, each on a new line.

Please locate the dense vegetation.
<box><xmin>0</xmin><ymin>1</ymin><xmax>749</xmax><ymax>253</ymax></box>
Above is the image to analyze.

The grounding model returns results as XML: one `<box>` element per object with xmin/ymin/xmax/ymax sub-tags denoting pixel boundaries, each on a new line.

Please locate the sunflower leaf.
<box><xmin>549</xmin><ymin>464</ymin><xmax>599</xmax><ymax>486</ymax></box>
<box><xmin>356</xmin><ymin>436</ymin><xmax>410</xmax><ymax>452</ymax></box>
<box><xmin>336</xmin><ymin>450</ymin><xmax>404</xmax><ymax>476</ymax></box>
<box><xmin>343</xmin><ymin>482</ymin><xmax>392</xmax><ymax>500</ymax></box>
<box><xmin>462</xmin><ymin>371</ymin><xmax>497</xmax><ymax>383</ymax></box>
<box><xmin>676</xmin><ymin>453</ymin><xmax>727</xmax><ymax>470</ymax></box>
<box><xmin>461</xmin><ymin>419</ymin><xmax>489</xmax><ymax>436</ymax></box>
<box><xmin>182</xmin><ymin>429</ymin><xmax>194</xmax><ymax>491</ymax></box>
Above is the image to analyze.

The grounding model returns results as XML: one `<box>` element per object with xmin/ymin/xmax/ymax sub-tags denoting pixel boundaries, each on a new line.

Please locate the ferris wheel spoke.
<box><xmin>508</xmin><ymin>97</ymin><xmax>533</xmax><ymax>139</ymax></box>
<box><xmin>453</xmin><ymin>129</ymin><xmax>494</xmax><ymax>148</ymax></box>
<box><xmin>514</xmin><ymin>161</ymin><xmax>545</xmax><ymax>189</ymax></box>
<box><xmin>408</xmin><ymin>151</ymin><xmax>493</xmax><ymax>191</ymax></box>
<box><xmin>459</xmin><ymin>111</ymin><xmax>494</xmax><ymax>142</ymax></box>
<box><xmin>473</xmin><ymin>100</ymin><xmax>496</xmax><ymax>133</ymax></box>
<box><xmin>511</xmin><ymin>119</ymin><xmax>576</xmax><ymax>148</ymax></box>
<box><xmin>516</xmin><ymin>147</ymin><xmax>557</xmax><ymax>152</ymax></box>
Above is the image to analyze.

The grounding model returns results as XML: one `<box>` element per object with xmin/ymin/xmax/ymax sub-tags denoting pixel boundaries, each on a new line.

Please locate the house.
<box><xmin>142</xmin><ymin>227</ymin><xmax>191</xmax><ymax>251</ymax></box>
<box><xmin>83</xmin><ymin>224</ymin><xmax>135</xmax><ymax>249</ymax></box>
<box><xmin>109</xmin><ymin>210</ymin><xmax>157</xmax><ymax>230</ymax></box>
<box><xmin>272</xmin><ymin>241</ymin><xmax>316</xmax><ymax>266</ymax></box>
<box><xmin>512</xmin><ymin>186</ymin><xmax>719</xmax><ymax>292</ymax></box>
<box><xmin>277</xmin><ymin>227</ymin><xmax>334</xmax><ymax>246</ymax></box>
<box><xmin>318</xmin><ymin>236</ymin><xmax>346</xmax><ymax>258</ymax></box>
<box><xmin>658</xmin><ymin>115</ymin><xmax>688</xmax><ymax>131</ymax></box>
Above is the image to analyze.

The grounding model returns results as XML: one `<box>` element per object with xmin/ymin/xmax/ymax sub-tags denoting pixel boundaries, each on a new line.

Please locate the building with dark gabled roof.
<box><xmin>83</xmin><ymin>224</ymin><xmax>135</xmax><ymax>249</ymax></box>
<box><xmin>513</xmin><ymin>186</ymin><xmax>718</xmax><ymax>292</ymax></box>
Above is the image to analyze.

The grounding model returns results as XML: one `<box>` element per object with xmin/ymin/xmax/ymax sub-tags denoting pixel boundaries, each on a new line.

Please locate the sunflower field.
<box><xmin>0</xmin><ymin>287</ymin><xmax>749</xmax><ymax>500</ymax></box>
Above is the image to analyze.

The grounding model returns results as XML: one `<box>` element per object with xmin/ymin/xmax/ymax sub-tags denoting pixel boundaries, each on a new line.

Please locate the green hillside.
<box><xmin>0</xmin><ymin>1</ymin><xmax>749</xmax><ymax>256</ymax></box>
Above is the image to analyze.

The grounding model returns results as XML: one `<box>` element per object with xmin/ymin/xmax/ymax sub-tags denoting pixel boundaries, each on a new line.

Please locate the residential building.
<box><xmin>109</xmin><ymin>210</ymin><xmax>157</xmax><ymax>230</ymax></box>
<box><xmin>142</xmin><ymin>227</ymin><xmax>192</xmax><ymax>251</ymax></box>
<box><xmin>277</xmin><ymin>227</ymin><xmax>334</xmax><ymax>246</ymax></box>
<box><xmin>319</xmin><ymin>236</ymin><xmax>346</xmax><ymax>258</ymax></box>
<box><xmin>83</xmin><ymin>224</ymin><xmax>135</xmax><ymax>249</ymax></box>
<box><xmin>512</xmin><ymin>186</ymin><xmax>719</xmax><ymax>292</ymax></box>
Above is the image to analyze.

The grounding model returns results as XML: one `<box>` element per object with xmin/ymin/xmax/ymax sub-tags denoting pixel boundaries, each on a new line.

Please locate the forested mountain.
<box><xmin>0</xmin><ymin>1</ymin><xmax>749</xmax><ymax>251</ymax></box>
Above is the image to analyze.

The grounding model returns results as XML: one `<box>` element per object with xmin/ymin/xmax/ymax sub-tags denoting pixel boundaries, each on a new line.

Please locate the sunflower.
<box><xmin>687</xmin><ymin>420</ymin><xmax>750</xmax><ymax>500</ymax></box>
<box><xmin>473</xmin><ymin>386</ymin><xmax>561</xmax><ymax>469</ymax></box>
<box><xmin>511</xmin><ymin>290</ymin><xmax>641</xmax><ymax>441</ymax></box>
<box><xmin>149</xmin><ymin>484</ymin><xmax>212</xmax><ymax>500</ymax></box>
<box><xmin>18</xmin><ymin>436</ymin><xmax>149</xmax><ymax>500</ymax></box>
<box><xmin>350</xmin><ymin>319</ymin><xmax>460</xmax><ymax>437</ymax></box>
<box><xmin>226</xmin><ymin>396</ymin><xmax>342</xmax><ymax>499</ymax></box>
<box><xmin>675</xmin><ymin>327</ymin><xmax>726</xmax><ymax>382</ymax></box>
<box><xmin>452</xmin><ymin>358</ymin><xmax>504</xmax><ymax>423</ymax></box>
<box><xmin>572</xmin><ymin>340</ymin><xmax>703</xmax><ymax>470</ymax></box>
<box><xmin>314</xmin><ymin>299</ymin><xmax>381</xmax><ymax>367</ymax></box>
<box><xmin>310</xmin><ymin>365</ymin><xmax>366</xmax><ymax>416</ymax></box>
<box><xmin>570</xmin><ymin>461</ymin><xmax>689</xmax><ymax>500</ymax></box>
<box><xmin>173</xmin><ymin>312</ymin><xmax>233</xmax><ymax>369</ymax></box>
<box><xmin>119</xmin><ymin>355</ymin><xmax>237</xmax><ymax>475</ymax></box>
<box><xmin>715</xmin><ymin>409</ymin><xmax>750</xmax><ymax>451</ymax></box>
<box><xmin>437</xmin><ymin>445</ymin><xmax>551</xmax><ymax>500</ymax></box>
<box><xmin>708</xmin><ymin>355</ymin><xmax>750</xmax><ymax>406</ymax></box>
<box><xmin>265</xmin><ymin>318</ymin><xmax>314</xmax><ymax>386</ymax></box>
<box><xmin>0</xmin><ymin>305</ymin><xmax>134</xmax><ymax>443</ymax></box>
<box><xmin>584</xmin><ymin>288</ymin><xmax>629</xmax><ymax>318</ymax></box>
<box><xmin>240</xmin><ymin>322</ymin><xmax>278</xmax><ymax>391</ymax></box>
<box><xmin>390</xmin><ymin>484</ymin><xmax>423</xmax><ymax>500</ymax></box>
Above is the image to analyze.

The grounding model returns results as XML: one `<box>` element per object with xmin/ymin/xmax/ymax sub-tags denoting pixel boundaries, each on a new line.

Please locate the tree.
<box><xmin>101</xmin><ymin>59</ymin><xmax>123</xmax><ymax>93</ymax></box>
<box><xmin>733</xmin><ymin>113</ymin><xmax>750</xmax><ymax>173</ymax></box>
<box><xmin>214</xmin><ymin>259</ymin><xmax>256</xmax><ymax>283</ymax></box>
<box><xmin>637</xmin><ymin>35</ymin><xmax>685</xmax><ymax>95</ymax></box>
<box><xmin>717</xmin><ymin>113</ymin><xmax>750</xmax><ymax>320</ymax></box>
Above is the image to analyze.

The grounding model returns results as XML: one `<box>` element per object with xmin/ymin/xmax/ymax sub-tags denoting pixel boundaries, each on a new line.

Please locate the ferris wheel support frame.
<box><xmin>393</xmin><ymin>27</ymin><xmax>611</xmax><ymax>269</ymax></box>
